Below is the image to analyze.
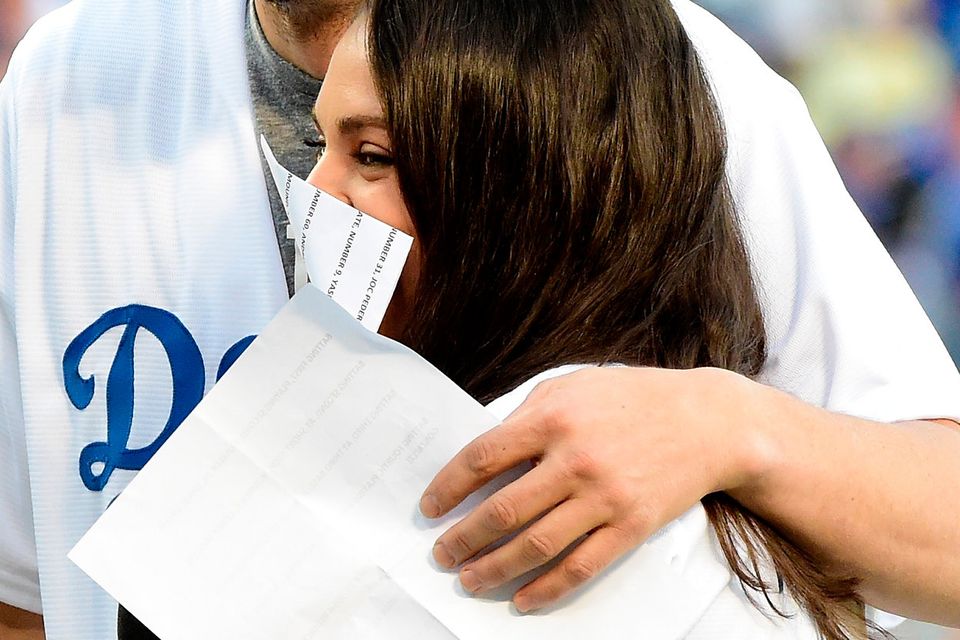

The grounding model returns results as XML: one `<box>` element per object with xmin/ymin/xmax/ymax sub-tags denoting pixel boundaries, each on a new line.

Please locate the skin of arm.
<box><xmin>730</xmin><ymin>385</ymin><xmax>960</xmax><ymax>625</ymax></box>
<box><xmin>0</xmin><ymin>602</ymin><xmax>44</xmax><ymax>640</ymax></box>
<box><xmin>420</xmin><ymin>366</ymin><xmax>960</xmax><ymax>626</ymax></box>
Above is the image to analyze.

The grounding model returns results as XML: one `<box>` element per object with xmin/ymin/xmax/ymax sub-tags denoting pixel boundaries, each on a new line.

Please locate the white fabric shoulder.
<box><xmin>484</xmin><ymin>364</ymin><xmax>588</xmax><ymax>420</ymax></box>
<box><xmin>674</xmin><ymin>0</ymin><xmax>960</xmax><ymax>424</ymax></box>
<box><xmin>1</xmin><ymin>0</ymin><xmax>287</xmax><ymax>637</ymax></box>
<box><xmin>0</xmin><ymin>27</ymin><xmax>41</xmax><ymax>615</ymax></box>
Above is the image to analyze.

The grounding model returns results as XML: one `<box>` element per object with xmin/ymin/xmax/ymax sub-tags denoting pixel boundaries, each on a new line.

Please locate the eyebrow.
<box><xmin>310</xmin><ymin>108</ymin><xmax>387</xmax><ymax>135</ymax></box>
<box><xmin>338</xmin><ymin>115</ymin><xmax>388</xmax><ymax>135</ymax></box>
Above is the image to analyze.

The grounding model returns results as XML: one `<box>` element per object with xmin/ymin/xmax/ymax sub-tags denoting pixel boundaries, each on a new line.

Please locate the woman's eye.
<box><xmin>356</xmin><ymin>144</ymin><xmax>394</xmax><ymax>168</ymax></box>
<box><xmin>303</xmin><ymin>137</ymin><xmax>326</xmax><ymax>161</ymax></box>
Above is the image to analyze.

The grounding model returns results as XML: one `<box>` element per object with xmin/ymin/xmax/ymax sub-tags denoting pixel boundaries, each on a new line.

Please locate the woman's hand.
<box><xmin>419</xmin><ymin>366</ymin><xmax>768</xmax><ymax>612</ymax></box>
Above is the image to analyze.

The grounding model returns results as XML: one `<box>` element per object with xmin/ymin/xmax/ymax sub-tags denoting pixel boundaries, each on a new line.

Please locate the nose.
<box><xmin>306</xmin><ymin>154</ymin><xmax>354</xmax><ymax>208</ymax></box>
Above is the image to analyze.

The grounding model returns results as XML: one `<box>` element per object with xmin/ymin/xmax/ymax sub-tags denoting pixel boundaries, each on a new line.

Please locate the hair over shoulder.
<box><xmin>366</xmin><ymin>1</ymin><xmax>876</xmax><ymax>637</ymax></box>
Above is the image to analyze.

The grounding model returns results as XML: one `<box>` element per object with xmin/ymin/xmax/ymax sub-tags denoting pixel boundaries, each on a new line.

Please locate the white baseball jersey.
<box><xmin>0</xmin><ymin>0</ymin><xmax>288</xmax><ymax>637</ymax></box>
<box><xmin>1</xmin><ymin>0</ymin><xmax>958</xmax><ymax>638</ymax></box>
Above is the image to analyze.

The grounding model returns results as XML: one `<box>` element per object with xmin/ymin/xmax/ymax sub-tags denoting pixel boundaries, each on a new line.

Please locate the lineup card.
<box><xmin>69</xmin><ymin>286</ymin><xmax>732</xmax><ymax>640</ymax></box>
<box><xmin>260</xmin><ymin>135</ymin><xmax>413</xmax><ymax>331</ymax></box>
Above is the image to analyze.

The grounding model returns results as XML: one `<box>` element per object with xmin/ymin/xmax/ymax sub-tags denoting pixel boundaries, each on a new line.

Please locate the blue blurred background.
<box><xmin>2</xmin><ymin>0</ymin><xmax>960</xmax><ymax>637</ymax></box>
<box><xmin>701</xmin><ymin>0</ymin><xmax>960</xmax><ymax>372</ymax></box>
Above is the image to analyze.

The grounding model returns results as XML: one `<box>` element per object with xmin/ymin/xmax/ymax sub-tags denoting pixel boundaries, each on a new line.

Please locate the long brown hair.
<box><xmin>367</xmin><ymin>0</ymin><xmax>873</xmax><ymax>637</ymax></box>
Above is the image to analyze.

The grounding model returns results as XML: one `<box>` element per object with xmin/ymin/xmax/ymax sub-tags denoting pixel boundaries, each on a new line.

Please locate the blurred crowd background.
<box><xmin>2</xmin><ymin>0</ymin><xmax>960</xmax><ymax>638</ymax></box>
<box><xmin>702</xmin><ymin>0</ymin><xmax>960</xmax><ymax>370</ymax></box>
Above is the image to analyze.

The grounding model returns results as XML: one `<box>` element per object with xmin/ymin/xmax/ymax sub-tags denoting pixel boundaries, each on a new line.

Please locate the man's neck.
<box><xmin>253</xmin><ymin>0</ymin><xmax>346</xmax><ymax>80</ymax></box>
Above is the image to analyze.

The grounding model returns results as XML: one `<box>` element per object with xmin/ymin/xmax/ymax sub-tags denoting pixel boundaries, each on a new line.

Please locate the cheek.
<box><xmin>375</xmin><ymin>201</ymin><xmax>412</xmax><ymax>236</ymax></box>
<box><xmin>357</xmin><ymin>180</ymin><xmax>415</xmax><ymax>239</ymax></box>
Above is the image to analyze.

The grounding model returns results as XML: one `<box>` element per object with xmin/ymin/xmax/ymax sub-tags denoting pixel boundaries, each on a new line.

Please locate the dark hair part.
<box><xmin>367</xmin><ymin>0</ymin><xmax>875</xmax><ymax>637</ymax></box>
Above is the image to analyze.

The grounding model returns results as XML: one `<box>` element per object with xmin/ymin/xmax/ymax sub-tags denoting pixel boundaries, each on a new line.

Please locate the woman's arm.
<box><xmin>420</xmin><ymin>366</ymin><xmax>960</xmax><ymax>626</ymax></box>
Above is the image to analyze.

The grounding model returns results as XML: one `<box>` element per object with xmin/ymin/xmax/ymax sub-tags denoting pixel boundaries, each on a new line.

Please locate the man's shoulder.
<box><xmin>7</xmin><ymin>0</ymin><xmax>241</xmax><ymax>94</ymax></box>
<box><xmin>5</xmin><ymin>0</ymin><xmax>94</xmax><ymax>83</ymax></box>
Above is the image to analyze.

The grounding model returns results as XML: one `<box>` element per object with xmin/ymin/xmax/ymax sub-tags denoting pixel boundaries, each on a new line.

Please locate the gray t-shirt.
<box><xmin>245</xmin><ymin>0</ymin><xmax>323</xmax><ymax>296</ymax></box>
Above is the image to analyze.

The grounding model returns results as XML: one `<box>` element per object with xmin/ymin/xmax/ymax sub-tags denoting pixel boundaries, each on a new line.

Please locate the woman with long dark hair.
<box><xmin>300</xmin><ymin>0</ymin><xmax>871</xmax><ymax>637</ymax></box>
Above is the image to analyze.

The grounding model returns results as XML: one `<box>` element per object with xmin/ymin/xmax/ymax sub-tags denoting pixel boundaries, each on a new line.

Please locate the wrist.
<box><xmin>698</xmin><ymin>367</ymin><xmax>784</xmax><ymax>500</ymax></box>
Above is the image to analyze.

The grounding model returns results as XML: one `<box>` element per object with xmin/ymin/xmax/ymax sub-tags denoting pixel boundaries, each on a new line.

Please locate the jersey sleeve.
<box><xmin>674</xmin><ymin>0</ymin><xmax>960</xmax><ymax>424</ymax></box>
<box><xmin>0</xmin><ymin>46</ymin><xmax>42</xmax><ymax>614</ymax></box>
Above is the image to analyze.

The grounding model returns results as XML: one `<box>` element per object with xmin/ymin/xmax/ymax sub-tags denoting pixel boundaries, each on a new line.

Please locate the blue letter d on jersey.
<box><xmin>63</xmin><ymin>306</ymin><xmax>205</xmax><ymax>492</ymax></box>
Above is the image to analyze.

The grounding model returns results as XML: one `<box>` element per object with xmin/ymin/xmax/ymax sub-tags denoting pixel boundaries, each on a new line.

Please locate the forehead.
<box><xmin>314</xmin><ymin>17</ymin><xmax>381</xmax><ymax>124</ymax></box>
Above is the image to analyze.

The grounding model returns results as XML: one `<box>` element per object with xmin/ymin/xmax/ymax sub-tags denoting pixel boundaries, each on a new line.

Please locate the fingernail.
<box><xmin>433</xmin><ymin>541</ymin><xmax>455</xmax><ymax>569</ymax></box>
<box><xmin>460</xmin><ymin>569</ymin><xmax>482</xmax><ymax>593</ymax></box>
<box><xmin>514</xmin><ymin>594</ymin><xmax>535</xmax><ymax>613</ymax></box>
<box><xmin>420</xmin><ymin>494</ymin><xmax>441</xmax><ymax>518</ymax></box>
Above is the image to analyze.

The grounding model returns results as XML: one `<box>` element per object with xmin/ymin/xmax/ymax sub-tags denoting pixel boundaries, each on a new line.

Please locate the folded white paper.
<box><xmin>70</xmin><ymin>285</ymin><xmax>732</xmax><ymax>639</ymax></box>
<box><xmin>261</xmin><ymin>135</ymin><xmax>413</xmax><ymax>331</ymax></box>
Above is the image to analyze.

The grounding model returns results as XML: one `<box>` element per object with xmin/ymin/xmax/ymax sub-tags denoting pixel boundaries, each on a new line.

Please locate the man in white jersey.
<box><xmin>0</xmin><ymin>2</ymin><xmax>354</xmax><ymax>637</ymax></box>
<box><xmin>2</xmin><ymin>0</ymin><xmax>960</xmax><ymax>638</ymax></box>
